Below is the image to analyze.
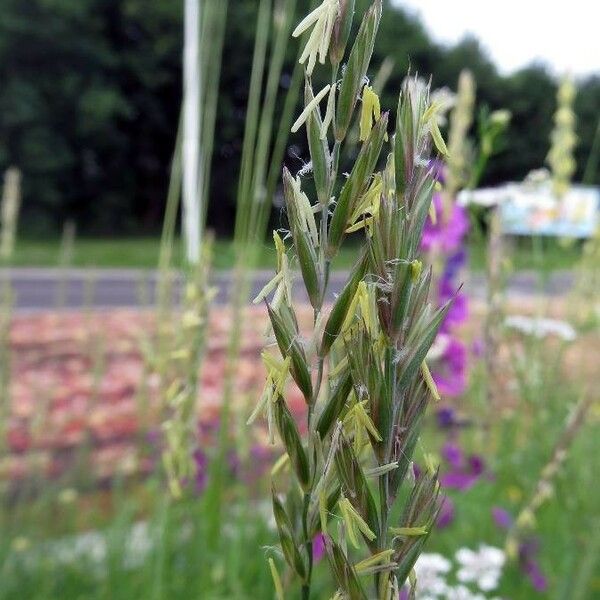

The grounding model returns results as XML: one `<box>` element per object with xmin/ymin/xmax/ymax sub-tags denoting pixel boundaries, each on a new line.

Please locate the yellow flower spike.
<box><xmin>355</xmin><ymin>401</ymin><xmax>382</xmax><ymax>441</ymax></box>
<box><xmin>247</xmin><ymin>380</ymin><xmax>273</xmax><ymax>425</ymax></box>
<box><xmin>274</xmin><ymin>231</ymin><xmax>286</xmax><ymax>270</ymax></box>
<box><xmin>291</xmin><ymin>176</ymin><xmax>319</xmax><ymax>245</ymax></box>
<box><xmin>339</xmin><ymin>497</ymin><xmax>377</xmax><ymax>547</ymax></box>
<box><xmin>268</xmin><ymin>558</ymin><xmax>285</xmax><ymax>600</ymax></box>
<box><xmin>421</xmin><ymin>360</ymin><xmax>441</xmax><ymax>402</ymax></box>
<box><xmin>339</xmin><ymin>496</ymin><xmax>360</xmax><ymax>548</ymax></box>
<box><xmin>421</xmin><ymin>101</ymin><xmax>442</xmax><ymax>124</ymax></box>
<box><xmin>389</xmin><ymin>526</ymin><xmax>428</xmax><ymax>537</ymax></box>
<box><xmin>353</xmin><ymin>281</ymin><xmax>376</xmax><ymax>335</ymax></box>
<box><xmin>320</xmin><ymin>83</ymin><xmax>336</xmax><ymax>140</ymax></box>
<box><xmin>359</xmin><ymin>86</ymin><xmax>385</xmax><ymax>142</ymax></box>
<box><xmin>271</xmin><ymin>452</ymin><xmax>290</xmax><ymax>477</ymax></box>
<box><xmin>346</xmin><ymin>175</ymin><xmax>382</xmax><ymax>234</ymax></box>
<box><xmin>365</xmin><ymin>461</ymin><xmax>399</xmax><ymax>478</ymax></box>
<box><xmin>354</xmin><ymin>549</ymin><xmax>395</xmax><ymax>574</ymax></box>
<box><xmin>428</xmin><ymin>197</ymin><xmax>437</xmax><ymax>224</ymax></box>
<box><xmin>330</xmin><ymin>591</ymin><xmax>344</xmax><ymax>600</ymax></box>
<box><xmin>340</xmin><ymin>284</ymin><xmax>362</xmax><ymax>334</ymax></box>
<box><xmin>273</xmin><ymin>356</ymin><xmax>292</xmax><ymax>396</ymax></box>
<box><xmin>319</xmin><ymin>490</ymin><xmax>329</xmax><ymax>535</ymax></box>
<box><xmin>516</xmin><ymin>508</ymin><xmax>536</xmax><ymax>529</ymax></box>
<box><xmin>291</xmin><ymin>84</ymin><xmax>331</xmax><ymax>133</ymax></box>
<box><xmin>261</xmin><ymin>350</ymin><xmax>284</xmax><ymax>372</ymax></box>
<box><xmin>345</xmin><ymin>217</ymin><xmax>374</xmax><ymax>234</ymax></box>
<box><xmin>253</xmin><ymin>271</ymin><xmax>284</xmax><ymax>304</ymax></box>
<box><xmin>430</xmin><ymin>118</ymin><xmax>449</xmax><ymax>157</ymax></box>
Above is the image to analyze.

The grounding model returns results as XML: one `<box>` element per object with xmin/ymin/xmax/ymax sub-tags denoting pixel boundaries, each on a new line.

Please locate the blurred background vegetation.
<box><xmin>1</xmin><ymin>0</ymin><xmax>598</xmax><ymax>236</ymax></box>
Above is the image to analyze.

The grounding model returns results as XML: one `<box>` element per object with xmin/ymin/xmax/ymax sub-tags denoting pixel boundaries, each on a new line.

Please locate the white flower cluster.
<box><xmin>413</xmin><ymin>545</ymin><xmax>505</xmax><ymax>600</ymax></box>
<box><xmin>504</xmin><ymin>315</ymin><xmax>577</xmax><ymax>342</ymax></box>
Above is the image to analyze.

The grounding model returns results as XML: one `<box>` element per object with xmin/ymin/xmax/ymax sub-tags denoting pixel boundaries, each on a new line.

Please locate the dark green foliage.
<box><xmin>0</xmin><ymin>0</ymin><xmax>598</xmax><ymax>235</ymax></box>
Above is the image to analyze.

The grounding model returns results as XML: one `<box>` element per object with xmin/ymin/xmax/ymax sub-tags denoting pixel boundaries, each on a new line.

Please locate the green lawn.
<box><xmin>9</xmin><ymin>235</ymin><xmax>584</xmax><ymax>271</ymax></box>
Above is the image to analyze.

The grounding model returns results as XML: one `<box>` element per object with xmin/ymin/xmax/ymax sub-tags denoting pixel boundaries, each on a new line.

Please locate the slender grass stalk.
<box><xmin>505</xmin><ymin>393</ymin><xmax>595</xmax><ymax>560</ymax></box>
<box><xmin>233</xmin><ymin>0</ymin><xmax>273</xmax><ymax>243</ymax></box>
<box><xmin>250</xmin><ymin>2</ymin><xmax>454</xmax><ymax>597</ymax></box>
<box><xmin>570</xmin><ymin>517</ymin><xmax>600</xmax><ymax>600</ymax></box>
<box><xmin>483</xmin><ymin>207</ymin><xmax>506</xmax><ymax>410</ymax></box>
<box><xmin>162</xmin><ymin>239</ymin><xmax>214</xmax><ymax>499</ymax></box>
<box><xmin>156</xmin><ymin>1</ymin><xmax>228</xmax><ymax>488</ymax></box>
<box><xmin>206</xmin><ymin>0</ymin><xmax>302</xmax><ymax>548</ymax></box>
<box><xmin>199</xmin><ymin>1</ymin><xmax>229</xmax><ymax>220</ymax></box>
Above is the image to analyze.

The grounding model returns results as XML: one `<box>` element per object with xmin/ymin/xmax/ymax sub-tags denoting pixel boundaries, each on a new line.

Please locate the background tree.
<box><xmin>0</xmin><ymin>0</ymin><xmax>597</xmax><ymax>236</ymax></box>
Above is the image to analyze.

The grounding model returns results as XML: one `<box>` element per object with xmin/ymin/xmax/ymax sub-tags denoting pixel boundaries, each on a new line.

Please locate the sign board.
<box><xmin>458</xmin><ymin>183</ymin><xmax>599</xmax><ymax>238</ymax></box>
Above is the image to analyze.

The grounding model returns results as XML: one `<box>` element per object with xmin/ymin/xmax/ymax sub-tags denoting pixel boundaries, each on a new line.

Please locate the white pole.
<box><xmin>183</xmin><ymin>0</ymin><xmax>201</xmax><ymax>263</ymax></box>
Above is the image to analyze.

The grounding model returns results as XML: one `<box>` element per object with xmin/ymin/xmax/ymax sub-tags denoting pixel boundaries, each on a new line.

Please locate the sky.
<box><xmin>394</xmin><ymin>0</ymin><xmax>599</xmax><ymax>77</ymax></box>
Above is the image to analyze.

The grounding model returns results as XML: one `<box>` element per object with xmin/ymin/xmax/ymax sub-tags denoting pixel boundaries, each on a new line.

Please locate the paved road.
<box><xmin>0</xmin><ymin>268</ymin><xmax>574</xmax><ymax>311</ymax></box>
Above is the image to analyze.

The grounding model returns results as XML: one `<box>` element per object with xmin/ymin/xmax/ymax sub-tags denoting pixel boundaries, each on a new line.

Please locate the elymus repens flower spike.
<box><xmin>254</xmin><ymin>3</ymin><xmax>450</xmax><ymax>597</ymax></box>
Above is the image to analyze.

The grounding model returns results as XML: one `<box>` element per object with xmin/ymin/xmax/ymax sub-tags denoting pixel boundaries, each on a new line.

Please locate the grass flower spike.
<box><xmin>251</xmin><ymin>1</ymin><xmax>452</xmax><ymax>597</ymax></box>
<box><xmin>547</xmin><ymin>75</ymin><xmax>577</xmax><ymax>198</ymax></box>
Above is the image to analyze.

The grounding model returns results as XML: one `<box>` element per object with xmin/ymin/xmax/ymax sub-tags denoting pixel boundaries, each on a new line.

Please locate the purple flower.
<box><xmin>440</xmin><ymin>442</ymin><xmax>485</xmax><ymax>491</ymax></box>
<box><xmin>440</xmin><ymin>471</ymin><xmax>480</xmax><ymax>491</ymax></box>
<box><xmin>193</xmin><ymin>449</ymin><xmax>208</xmax><ymax>493</ymax></box>
<box><xmin>492</xmin><ymin>506</ymin><xmax>514</xmax><ymax>530</ymax></box>
<box><xmin>442</xmin><ymin>442</ymin><xmax>463</xmax><ymax>469</ymax></box>
<box><xmin>443</xmin><ymin>249</ymin><xmax>467</xmax><ymax>280</ymax></box>
<box><xmin>412</xmin><ymin>462</ymin><xmax>422</xmax><ymax>480</ymax></box>
<box><xmin>468</xmin><ymin>454</ymin><xmax>485</xmax><ymax>476</ymax></box>
<box><xmin>421</xmin><ymin>194</ymin><xmax>470</xmax><ymax>254</ymax></box>
<box><xmin>433</xmin><ymin>337</ymin><xmax>467</xmax><ymax>397</ymax></box>
<box><xmin>437</xmin><ymin>496</ymin><xmax>455</xmax><ymax>528</ymax></box>
<box><xmin>436</xmin><ymin>406</ymin><xmax>457</xmax><ymax>429</ymax></box>
<box><xmin>312</xmin><ymin>533</ymin><xmax>326</xmax><ymax>562</ymax></box>
<box><xmin>428</xmin><ymin>158</ymin><xmax>446</xmax><ymax>183</ymax></box>
<box><xmin>523</xmin><ymin>558</ymin><xmax>548</xmax><ymax>592</ymax></box>
<box><xmin>519</xmin><ymin>538</ymin><xmax>548</xmax><ymax>593</ymax></box>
